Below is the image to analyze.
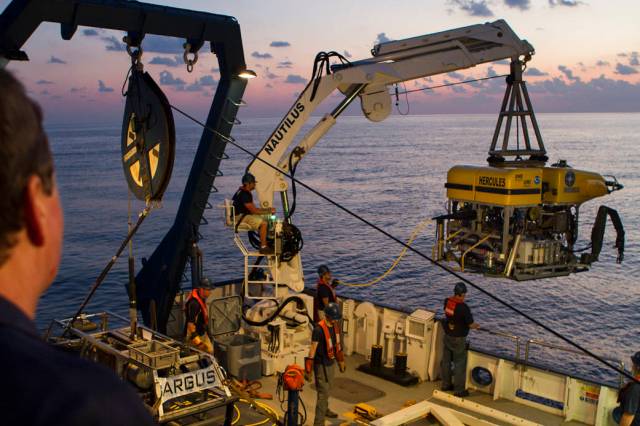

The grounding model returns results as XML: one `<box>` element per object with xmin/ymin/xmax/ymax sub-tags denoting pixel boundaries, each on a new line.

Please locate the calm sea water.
<box><xmin>39</xmin><ymin>113</ymin><xmax>639</xmax><ymax>384</ymax></box>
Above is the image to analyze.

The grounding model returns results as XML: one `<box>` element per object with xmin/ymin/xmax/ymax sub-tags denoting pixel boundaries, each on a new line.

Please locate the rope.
<box><xmin>168</xmin><ymin>103</ymin><xmax>638</xmax><ymax>385</ymax></box>
<box><xmin>340</xmin><ymin>218</ymin><xmax>431</xmax><ymax>287</ymax></box>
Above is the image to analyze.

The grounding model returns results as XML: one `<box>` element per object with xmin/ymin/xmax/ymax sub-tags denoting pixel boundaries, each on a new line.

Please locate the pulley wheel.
<box><xmin>121</xmin><ymin>70</ymin><xmax>175</xmax><ymax>201</ymax></box>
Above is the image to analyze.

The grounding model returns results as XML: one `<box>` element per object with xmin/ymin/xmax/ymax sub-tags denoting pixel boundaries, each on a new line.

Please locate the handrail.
<box><xmin>461</xmin><ymin>234</ymin><xmax>491</xmax><ymax>272</ymax></box>
<box><xmin>524</xmin><ymin>338</ymin><xmax>625</xmax><ymax>387</ymax></box>
<box><xmin>476</xmin><ymin>326</ymin><xmax>521</xmax><ymax>362</ymax></box>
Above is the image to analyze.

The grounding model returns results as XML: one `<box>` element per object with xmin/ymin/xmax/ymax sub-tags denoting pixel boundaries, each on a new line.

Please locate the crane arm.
<box><xmin>248</xmin><ymin>19</ymin><xmax>534</xmax><ymax>209</ymax></box>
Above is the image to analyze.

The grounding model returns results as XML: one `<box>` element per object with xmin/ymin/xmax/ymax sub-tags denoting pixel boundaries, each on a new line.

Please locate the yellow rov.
<box><xmin>433</xmin><ymin>62</ymin><xmax>624</xmax><ymax>280</ymax></box>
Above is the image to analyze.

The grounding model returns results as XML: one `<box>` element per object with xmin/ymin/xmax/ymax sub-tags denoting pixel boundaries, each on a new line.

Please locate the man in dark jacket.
<box><xmin>440</xmin><ymin>282</ymin><xmax>480</xmax><ymax>397</ymax></box>
<box><xmin>0</xmin><ymin>69</ymin><xmax>155</xmax><ymax>425</ymax></box>
<box><xmin>231</xmin><ymin>172</ymin><xmax>275</xmax><ymax>254</ymax></box>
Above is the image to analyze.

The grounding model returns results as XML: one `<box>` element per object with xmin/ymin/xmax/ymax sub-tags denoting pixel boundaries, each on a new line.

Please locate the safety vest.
<box><xmin>318</xmin><ymin>319</ymin><xmax>342</xmax><ymax>360</ymax></box>
<box><xmin>314</xmin><ymin>278</ymin><xmax>337</xmax><ymax>322</ymax></box>
<box><xmin>187</xmin><ymin>289</ymin><xmax>208</xmax><ymax>324</ymax></box>
<box><xmin>444</xmin><ymin>296</ymin><xmax>463</xmax><ymax>318</ymax></box>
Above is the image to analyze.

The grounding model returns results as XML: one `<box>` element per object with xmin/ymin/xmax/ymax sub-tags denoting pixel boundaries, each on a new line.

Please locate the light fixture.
<box><xmin>238</xmin><ymin>69</ymin><xmax>257</xmax><ymax>79</ymax></box>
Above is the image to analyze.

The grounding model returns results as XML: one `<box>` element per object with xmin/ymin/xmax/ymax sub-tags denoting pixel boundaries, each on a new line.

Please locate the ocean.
<box><xmin>39</xmin><ymin>113</ymin><xmax>639</xmax><ymax>385</ymax></box>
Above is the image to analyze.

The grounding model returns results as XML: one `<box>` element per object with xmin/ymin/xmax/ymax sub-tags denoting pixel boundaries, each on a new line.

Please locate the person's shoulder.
<box><xmin>0</xmin><ymin>331</ymin><xmax>154</xmax><ymax>425</ymax></box>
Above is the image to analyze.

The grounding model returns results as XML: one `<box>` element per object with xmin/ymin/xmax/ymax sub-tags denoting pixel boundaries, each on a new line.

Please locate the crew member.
<box><xmin>232</xmin><ymin>173</ymin><xmax>275</xmax><ymax>255</ymax></box>
<box><xmin>0</xmin><ymin>69</ymin><xmax>155</xmax><ymax>425</ymax></box>
<box><xmin>305</xmin><ymin>303</ymin><xmax>346</xmax><ymax>425</ymax></box>
<box><xmin>185</xmin><ymin>278</ymin><xmax>213</xmax><ymax>353</ymax></box>
<box><xmin>313</xmin><ymin>264</ymin><xmax>340</xmax><ymax>322</ymax></box>
<box><xmin>440</xmin><ymin>282</ymin><xmax>480</xmax><ymax>397</ymax></box>
<box><xmin>618</xmin><ymin>352</ymin><xmax>640</xmax><ymax>426</ymax></box>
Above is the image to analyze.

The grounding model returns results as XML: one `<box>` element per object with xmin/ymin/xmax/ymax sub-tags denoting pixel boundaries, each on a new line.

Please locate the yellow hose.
<box><xmin>340</xmin><ymin>218</ymin><xmax>431</xmax><ymax>288</ymax></box>
<box><xmin>237</xmin><ymin>398</ymin><xmax>278</xmax><ymax>426</ymax></box>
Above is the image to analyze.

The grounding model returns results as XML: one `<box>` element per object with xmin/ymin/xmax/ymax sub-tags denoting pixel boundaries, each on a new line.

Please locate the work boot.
<box><xmin>454</xmin><ymin>390</ymin><xmax>470</xmax><ymax>398</ymax></box>
<box><xmin>325</xmin><ymin>409</ymin><xmax>338</xmax><ymax>418</ymax></box>
<box><xmin>259</xmin><ymin>246</ymin><xmax>274</xmax><ymax>255</ymax></box>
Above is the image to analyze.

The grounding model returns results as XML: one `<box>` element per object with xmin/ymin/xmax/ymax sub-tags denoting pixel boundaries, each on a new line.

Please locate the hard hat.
<box><xmin>195</xmin><ymin>277</ymin><xmax>212</xmax><ymax>289</ymax></box>
<box><xmin>632</xmin><ymin>351</ymin><xmax>640</xmax><ymax>367</ymax></box>
<box><xmin>317</xmin><ymin>264</ymin><xmax>330</xmax><ymax>276</ymax></box>
<box><xmin>324</xmin><ymin>302</ymin><xmax>342</xmax><ymax>321</ymax></box>
<box><xmin>242</xmin><ymin>173</ymin><xmax>256</xmax><ymax>184</ymax></box>
<box><xmin>454</xmin><ymin>282</ymin><xmax>468</xmax><ymax>296</ymax></box>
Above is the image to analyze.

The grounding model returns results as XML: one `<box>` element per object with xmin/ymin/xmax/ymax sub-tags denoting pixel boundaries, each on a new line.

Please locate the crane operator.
<box><xmin>232</xmin><ymin>173</ymin><xmax>275</xmax><ymax>255</ymax></box>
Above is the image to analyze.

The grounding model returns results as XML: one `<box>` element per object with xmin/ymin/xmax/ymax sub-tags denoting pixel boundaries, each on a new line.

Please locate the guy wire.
<box><xmin>169</xmin><ymin>103</ymin><xmax>638</xmax><ymax>384</ymax></box>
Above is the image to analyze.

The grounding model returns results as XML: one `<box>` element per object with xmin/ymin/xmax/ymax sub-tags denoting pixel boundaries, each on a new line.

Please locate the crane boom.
<box><xmin>248</xmin><ymin>19</ymin><xmax>534</xmax><ymax>210</ymax></box>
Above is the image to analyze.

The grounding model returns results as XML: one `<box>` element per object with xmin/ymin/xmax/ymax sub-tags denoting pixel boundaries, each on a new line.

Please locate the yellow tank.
<box><xmin>445</xmin><ymin>165</ymin><xmax>542</xmax><ymax>206</ymax></box>
<box><xmin>541</xmin><ymin>167</ymin><xmax>608</xmax><ymax>205</ymax></box>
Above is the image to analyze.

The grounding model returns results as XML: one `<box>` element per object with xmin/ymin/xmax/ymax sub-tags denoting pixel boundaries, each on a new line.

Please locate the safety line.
<box><xmin>170</xmin><ymin>103</ymin><xmax>637</xmax><ymax>384</ymax></box>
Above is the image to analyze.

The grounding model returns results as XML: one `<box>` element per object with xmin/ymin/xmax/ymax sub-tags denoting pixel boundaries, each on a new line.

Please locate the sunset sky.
<box><xmin>2</xmin><ymin>0</ymin><xmax>639</xmax><ymax>124</ymax></box>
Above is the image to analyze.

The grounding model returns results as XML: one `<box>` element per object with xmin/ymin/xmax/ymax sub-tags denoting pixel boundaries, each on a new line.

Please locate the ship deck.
<box><xmin>245</xmin><ymin>354</ymin><xmax>586</xmax><ymax>426</ymax></box>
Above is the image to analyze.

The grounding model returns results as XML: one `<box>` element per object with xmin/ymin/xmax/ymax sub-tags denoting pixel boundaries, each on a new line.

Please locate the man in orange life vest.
<box><xmin>440</xmin><ymin>282</ymin><xmax>480</xmax><ymax>397</ymax></box>
<box><xmin>313</xmin><ymin>264</ymin><xmax>340</xmax><ymax>322</ymax></box>
<box><xmin>305</xmin><ymin>303</ymin><xmax>346</xmax><ymax>425</ymax></box>
<box><xmin>184</xmin><ymin>278</ymin><xmax>213</xmax><ymax>353</ymax></box>
<box><xmin>231</xmin><ymin>173</ymin><xmax>275</xmax><ymax>255</ymax></box>
<box><xmin>618</xmin><ymin>351</ymin><xmax>640</xmax><ymax>426</ymax></box>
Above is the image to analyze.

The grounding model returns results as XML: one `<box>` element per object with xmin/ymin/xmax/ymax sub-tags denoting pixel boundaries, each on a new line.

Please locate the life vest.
<box><xmin>187</xmin><ymin>289</ymin><xmax>208</xmax><ymax>324</ymax></box>
<box><xmin>318</xmin><ymin>319</ymin><xmax>343</xmax><ymax>361</ymax></box>
<box><xmin>444</xmin><ymin>296</ymin><xmax>463</xmax><ymax>318</ymax></box>
<box><xmin>313</xmin><ymin>278</ymin><xmax>337</xmax><ymax>321</ymax></box>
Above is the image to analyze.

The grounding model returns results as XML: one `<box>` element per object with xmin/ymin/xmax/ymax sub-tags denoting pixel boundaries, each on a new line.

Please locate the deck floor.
<box><xmin>246</xmin><ymin>354</ymin><xmax>586</xmax><ymax>426</ymax></box>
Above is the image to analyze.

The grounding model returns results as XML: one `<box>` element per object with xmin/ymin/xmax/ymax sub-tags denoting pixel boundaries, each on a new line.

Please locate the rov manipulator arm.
<box><xmin>586</xmin><ymin>206</ymin><xmax>625</xmax><ymax>264</ymax></box>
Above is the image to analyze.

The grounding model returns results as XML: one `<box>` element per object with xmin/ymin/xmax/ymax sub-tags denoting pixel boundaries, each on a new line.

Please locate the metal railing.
<box><xmin>476</xmin><ymin>327</ymin><xmax>522</xmax><ymax>362</ymax></box>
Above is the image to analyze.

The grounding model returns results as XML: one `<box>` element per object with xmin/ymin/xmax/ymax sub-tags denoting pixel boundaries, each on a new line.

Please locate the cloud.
<box><xmin>211</xmin><ymin>67</ymin><xmax>220</xmax><ymax>74</ymax></box>
<box><xmin>102</xmin><ymin>35</ymin><xmax>126</xmax><ymax>51</ymax></box>
<box><xmin>40</xmin><ymin>90</ymin><xmax>50</xmax><ymax>96</ymax></box>
<box><xmin>70</xmin><ymin>87</ymin><xmax>86</xmax><ymax>93</ymax></box>
<box><xmin>265</xmin><ymin>83</ymin><xmax>274</xmax><ymax>88</ymax></box>
<box><xmin>36</xmin><ymin>80</ymin><xmax>54</xmax><ymax>85</ymax></box>
<box><xmin>596</xmin><ymin>60</ymin><xmax>610</xmax><ymax>67</ymax></box>
<box><xmin>615</xmin><ymin>63</ymin><xmax>638</xmax><ymax>75</ymax></box>
<box><xmin>374</xmin><ymin>33</ymin><xmax>392</xmax><ymax>45</ymax></box>
<box><xmin>98</xmin><ymin>80</ymin><xmax>114</xmax><ymax>93</ymax></box>
<box><xmin>493</xmin><ymin>59</ymin><xmax>509</xmax><ymax>65</ymax></box>
<box><xmin>83</xmin><ymin>29</ymin><xmax>99</xmax><ymax>36</ymax></box>
<box><xmin>487</xmin><ymin>66</ymin><xmax>497</xmax><ymax>77</ymax></box>
<box><xmin>198</xmin><ymin>75</ymin><xmax>217</xmax><ymax>86</ymax></box>
<box><xmin>270</xmin><ymin>41</ymin><xmax>290</xmax><ymax>47</ymax></box>
<box><xmin>277</xmin><ymin>60</ymin><xmax>293</xmax><ymax>69</ymax></box>
<box><xmin>159</xmin><ymin>70</ymin><xmax>186</xmax><ymax>87</ymax></box>
<box><xmin>630</xmin><ymin>52</ymin><xmax>639</xmax><ymax>66</ymax></box>
<box><xmin>558</xmin><ymin>65</ymin><xmax>579</xmax><ymax>81</ymax></box>
<box><xmin>504</xmin><ymin>0</ymin><xmax>530</xmax><ymax>10</ymax></box>
<box><xmin>141</xmin><ymin>35</ymin><xmax>184</xmax><ymax>53</ymax></box>
<box><xmin>48</xmin><ymin>56</ymin><xmax>67</xmax><ymax>64</ymax></box>
<box><xmin>548</xmin><ymin>0</ymin><xmax>581</xmax><ymax>6</ymax></box>
<box><xmin>449</xmin><ymin>0</ymin><xmax>493</xmax><ymax>16</ymax></box>
<box><xmin>176</xmin><ymin>75</ymin><xmax>217</xmax><ymax>92</ymax></box>
<box><xmin>149</xmin><ymin>56</ymin><xmax>182</xmax><ymax>67</ymax></box>
<box><xmin>526</xmin><ymin>67</ymin><xmax>548</xmax><ymax>76</ymax></box>
<box><xmin>252</xmin><ymin>51</ymin><xmax>273</xmax><ymax>59</ymax></box>
<box><xmin>264</xmin><ymin>67</ymin><xmax>279</xmax><ymax>80</ymax></box>
<box><xmin>447</xmin><ymin>71</ymin><xmax>465</xmax><ymax>80</ymax></box>
<box><xmin>284</xmin><ymin>74</ymin><xmax>306</xmax><ymax>84</ymax></box>
<box><xmin>343</xmin><ymin>50</ymin><xmax>352</xmax><ymax>59</ymax></box>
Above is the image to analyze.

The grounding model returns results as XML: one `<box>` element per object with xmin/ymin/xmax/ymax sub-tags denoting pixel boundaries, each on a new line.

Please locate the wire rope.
<box><xmin>168</xmin><ymin>96</ymin><xmax>637</xmax><ymax>384</ymax></box>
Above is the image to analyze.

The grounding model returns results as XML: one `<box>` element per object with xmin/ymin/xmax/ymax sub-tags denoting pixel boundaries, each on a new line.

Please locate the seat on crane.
<box><xmin>222</xmin><ymin>199</ymin><xmax>252</xmax><ymax>232</ymax></box>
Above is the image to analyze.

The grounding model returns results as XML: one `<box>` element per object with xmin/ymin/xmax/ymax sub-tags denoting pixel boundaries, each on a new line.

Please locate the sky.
<box><xmin>2</xmin><ymin>0</ymin><xmax>639</xmax><ymax>124</ymax></box>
